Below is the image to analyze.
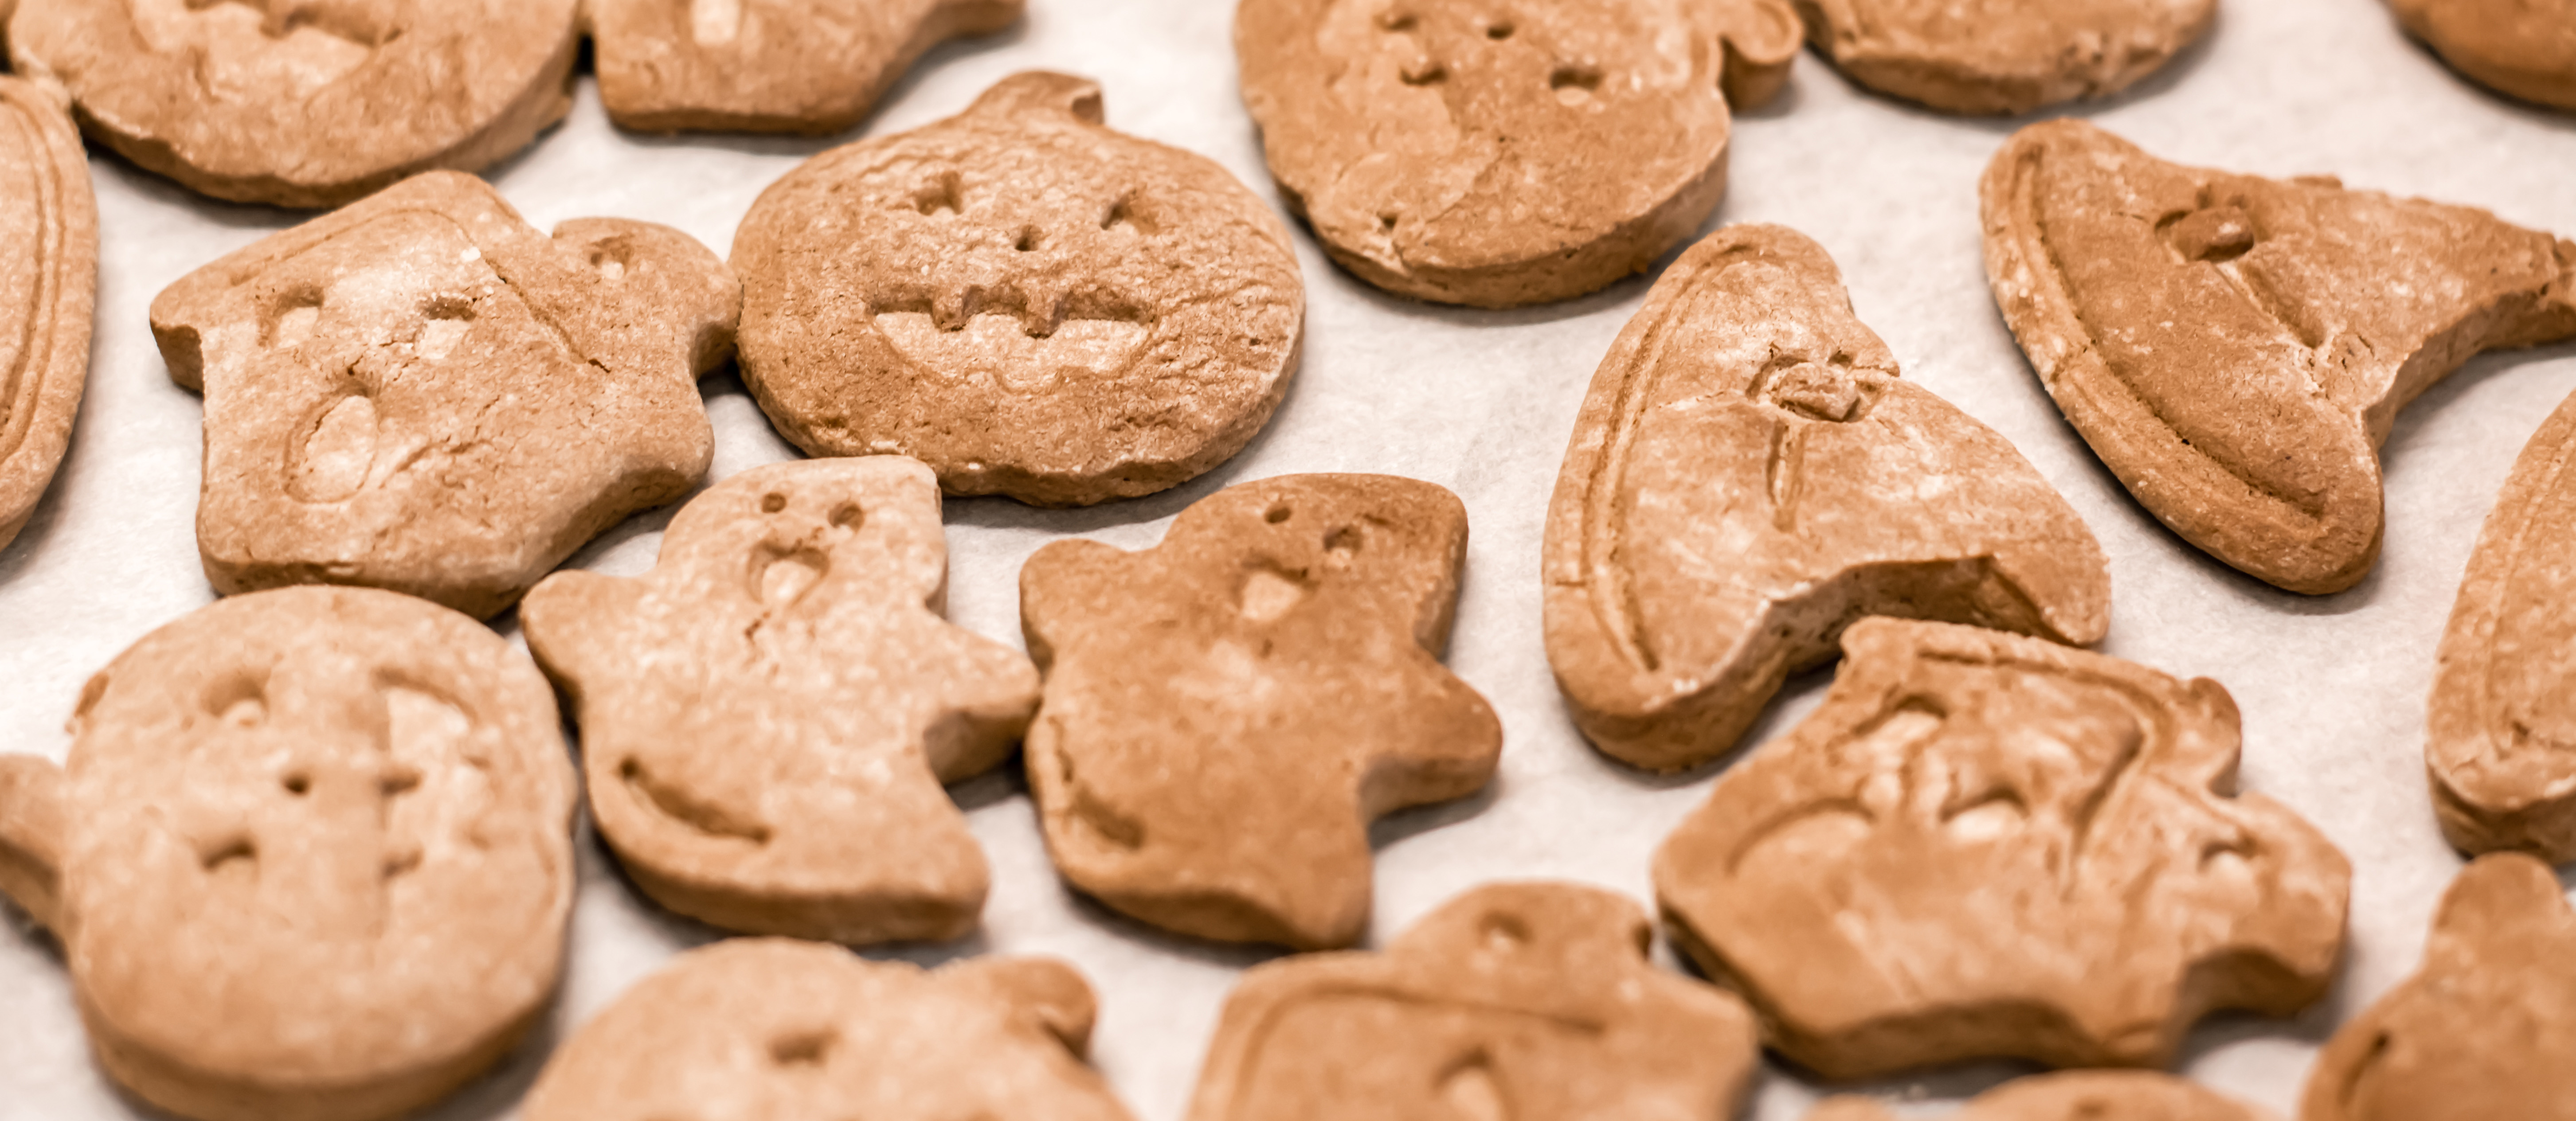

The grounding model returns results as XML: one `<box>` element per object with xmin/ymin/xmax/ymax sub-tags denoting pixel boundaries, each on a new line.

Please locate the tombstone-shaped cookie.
<box><xmin>149</xmin><ymin>171</ymin><xmax>739</xmax><ymax>621</ymax></box>
<box><xmin>1235</xmin><ymin>0</ymin><xmax>1802</xmax><ymax>307</ymax></box>
<box><xmin>7</xmin><ymin>0</ymin><xmax>579</xmax><ymax>208</ymax></box>
<box><xmin>2389</xmin><ymin>0</ymin><xmax>2576</xmax><ymax>111</ymax></box>
<box><xmin>1981</xmin><ymin>120</ymin><xmax>2576</xmax><ymax>594</ymax></box>
<box><xmin>0</xmin><ymin>586</ymin><xmax>576</xmax><ymax>1121</ymax></box>
<box><xmin>519</xmin><ymin>457</ymin><xmax>1039</xmax><ymax>944</ymax></box>
<box><xmin>1654</xmin><ymin>618</ymin><xmax>2350</xmax><ymax>1078</ymax></box>
<box><xmin>1797</xmin><ymin>0</ymin><xmax>2217</xmax><ymax>115</ymax></box>
<box><xmin>0</xmin><ymin>74</ymin><xmax>92</xmax><ymax>555</ymax></box>
<box><xmin>1543</xmin><ymin>224</ymin><xmax>2110</xmax><ymax>774</ymax></box>
<box><xmin>588</xmin><ymin>0</ymin><xmax>1024</xmax><ymax>133</ymax></box>
<box><xmin>2301</xmin><ymin>853</ymin><xmax>2576</xmax><ymax>1120</ymax></box>
<box><xmin>1808</xmin><ymin>1072</ymin><xmax>2272</xmax><ymax>1121</ymax></box>
<box><xmin>1185</xmin><ymin>882</ymin><xmax>1761</xmax><ymax>1121</ymax></box>
<box><xmin>1020</xmin><ymin>474</ymin><xmax>1501</xmax><ymax>949</ymax></box>
<box><xmin>731</xmin><ymin>71</ymin><xmax>1303</xmax><ymax>507</ymax></box>
<box><xmin>523</xmin><ymin>939</ymin><xmax>1134</xmax><ymax>1121</ymax></box>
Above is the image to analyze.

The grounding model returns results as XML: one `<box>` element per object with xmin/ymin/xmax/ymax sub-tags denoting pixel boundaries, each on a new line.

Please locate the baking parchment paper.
<box><xmin>5</xmin><ymin>0</ymin><xmax>2574</xmax><ymax>1116</ymax></box>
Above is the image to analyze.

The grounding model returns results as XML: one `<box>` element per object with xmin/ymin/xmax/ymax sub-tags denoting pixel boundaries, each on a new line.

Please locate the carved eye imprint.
<box><xmin>1402</xmin><ymin>59</ymin><xmax>1447</xmax><ymax>86</ymax></box>
<box><xmin>1325</xmin><ymin>525</ymin><xmax>1362</xmax><ymax>556</ymax></box>
<box><xmin>1101</xmin><ymin>192</ymin><xmax>1153</xmax><ymax>235</ymax></box>
<box><xmin>761</xmin><ymin>492</ymin><xmax>788</xmax><ymax>514</ymax></box>
<box><xmin>204</xmin><ymin>670</ymin><xmax>270</xmax><ymax>727</ymax></box>
<box><xmin>768</xmin><ymin>1029</ymin><xmax>835</xmax><ymax>1067</ymax></box>
<box><xmin>1015</xmin><ymin>226</ymin><xmax>1043</xmax><ymax>253</ymax></box>
<box><xmin>1265</xmin><ymin>503</ymin><xmax>1293</xmax><ymax>523</ymax></box>
<box><xmin>282</xmin><ymin>772</ymin><xmax>310</xmax><ymax>796</ymax></box>
<box><xmin>1479</xmin><ymin>911</ymin><xmax>1528</xmax><ymax>950</ymax></box>
<box><xmin>912</xmin><ymin>171</ymin><xmax>963</xmax><ymax>216</ymax></box>
<box><xmin>1484</xmin><ymin>18</ymin><xmax>1515</xmax><ymax>39</ymax></box>
<box><xmin>829</xmin><ymin>502</ymin><xmax>863</xmax><ymax>529</ymax></box>
<box><xmin>262</xmin><ymin>286</ymin><xmax>325</xmax><ymax>351</ymax></box>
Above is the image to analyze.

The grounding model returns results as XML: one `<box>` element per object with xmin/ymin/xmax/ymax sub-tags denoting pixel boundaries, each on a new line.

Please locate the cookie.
<box><xmin>1236</xmin><ymin>0</ymin><xmax>1802</xmax><ymax>307</ymax></box>
<box><xmin>1981</xmin><ymin>119</ymin><xmax>2576</xmax><ymax>594</ymax></box>
<box><xmin>1797</xmin><ymin>0</ymin><xmax>2218</xmax><ymax>115</ymax></box>
<box><xmin>149</xmin><ymin>171</ymin><xmax>739</xmax><ymax>621</ymax></box>
<box><xmin>2389</xmin><ymin>0</ymin><xmax>2576</xmax><ymax>111</ymax></box>
<box><xmin>588</xmin><ymin>0</ymin><xmax>1025</xmax><ymax>133</ymax></box>
<box><xmin>523</xmin><ymin>937</ymin><xmax>1132</xmax><ymax>1121</ymax></box>
<box><xmin>1185</xmin><ymin>881</ymin><xmax>1760</xmax><ymax>1121</ymax></box>
<box><xmin>0</xmin><ymin>586</ymin><xmax>575</xmax><ymax>1121</ymax></box>
<box><xmin>2302</xmin><ymin>853</ymin><xmax>2576</xmax><ymax>1121</ymax></box>
<box><xmin>1544</xmin><ymin>224</ymin><xmax>2110</xmax><ymax>773</ymax></box>
<box><xmin>0</xmin><ymin>74</ymin><xmax>92</xmax><ymax>555</ymax></box>
<box><xmin>520</xmin><ymin>457</ymin><xmax>1039</xmax><ymax>944</ymax></box>
<box><xmin>732</xmin><ymin>71</ymin><xmax>1303</xmax><ymax>507</ymax></box>
<box><xmin>7</xmin><ymin>0</ymin><xmax>578</xmax><ymax>208</ymax></box>
<box><xmin>1654</xmin><ymin>617</ymin><xmax>2350</xmax><ymax>1078</ymax></box>
<box><xmin>1809</xmin><ymin>1072</ymin><xmax>2271</xmax><ymax>1121</ymax></box>
<box><xmin>1020</xmin><ymin>473</ymin><xmax>1500</xmax><ymax>949</ymax></box>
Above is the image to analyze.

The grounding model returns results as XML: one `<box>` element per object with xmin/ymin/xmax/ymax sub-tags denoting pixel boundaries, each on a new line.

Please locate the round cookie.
<box><xmin>1234</xmin><ymin>0</ymin><xmax>1802</xmax><ymax>307</ymax></box>
<box><xmin>731</xmin><ymin>71</ymin><xmax>1304</xmax><ymax>507</ymax></box>
<box><xmin>6</xmin><ymin>0</ymin><xmax>580</xmax><ymax>208</ymax></box>
<box><xmin>1797</xmin><ymin>0</ymin><xmax>2219</xmax><ymax>115</ymax></box>
<box><xmin>2389</xmin><ymin>0</ymin><xmax>2576</xmax><ymax>111</ymax></box>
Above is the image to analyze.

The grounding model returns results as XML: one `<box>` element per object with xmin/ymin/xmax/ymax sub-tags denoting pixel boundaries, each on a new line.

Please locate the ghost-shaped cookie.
<box><xmin>731</xmin><ymin>71</ymin><xmax>1304</xmax><ymax>507</ymax></box>
<box><xmin>1654</xmin><ymin>618</ymin><xmax>2350</xmax><ymax>1078</ymax></box>
<box><xmin>0</xmin><ymin>74</ymin><xmax>91</xmax><ymax>555</ymax></box>
<box><xmin>1235</xmin><ymin>0</ymin><xmax>1802</xmax><ymax>307</ymax></box>
<box><xmin>1797</xmin><ymin>0</ymin><xmax>2217</xmax><ymax>115</ymax></box>
<box><xmin>0</xmin><ymin>586</ymin><xmax>576</xmax><ymax>1121</ymax></box>
<box><xmin>1019</xmin><ymin>473</ymin><xmax>1502</xmax><ymax>949</ymax></box>
<box><xmin>1809</xmin><ymin>1072</ymin><xmax>2272</xmax><ymax>1121</ymax></box>
<box><xmin>149</xmin><ymin>171</ymin><xmax>740</xmax><ymax>621</ymax></box>
<box><xmin>1544</xmin><ymin>223</ymin><xmax>2110</xmax><ymax>773</ymax></box>
<box><xmin>521</xmin><ymin>938</ymin><xmax>1135</xmax><ymax>1121</ymax></box>
<box><xmin>2388</xmin><ymin>0</ymin><xmax>2576</xmax><ymax>111</ymax></box>
<box><xmin>1186</xmin><ymin>882</ymin><xmax>1760</xmax><ymax>1121</ymax></box>
<box><xmin>1981</xmin><ymin>119</ymin><xmax>2576</xmax><ymax>594</ymax></box>
<box><xmin>588</xmin><ymin>0</ymin><xmax>1024</xmax><ymax>133</ymax></box>
<box><xmin>2302</xmin><ymin>853</ymin><xmax>2576</xmax><ymax>1121</ymax></box>
<box><xmin>7</xmin><ymin>0</ymin><xmax>580</xmax><ymax>208</ymax></box>
<box><xmin>519</xmin><ymin>457</ymin><xmax>1039</xmax><ymax>945</ymax></box>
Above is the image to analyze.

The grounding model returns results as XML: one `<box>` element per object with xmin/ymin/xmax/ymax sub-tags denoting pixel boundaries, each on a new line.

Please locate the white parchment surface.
<box><xmin>4</xmin><ymin>1</ymin><xmax>2574</xmax><ymax>1117</ymax></box>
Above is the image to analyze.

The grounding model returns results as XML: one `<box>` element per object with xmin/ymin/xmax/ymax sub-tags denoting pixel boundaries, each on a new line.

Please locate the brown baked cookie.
<box><xmin>149</xmin><ymin>171</ymin><xmax>739</xmax><ymax>621</ymax></box>
<box><xmin>0</xmin><ymin>74</ymin><xmax>91</xmax><ymax>555</ymax></box>
<box><xmin>1235</xmin><ymin>0</ymin><xmax>1802</xmax><ymax>307</ymax></box>
<box><xmin>1981</xmin><ymin>119</ymin><xmax>2576</xmax><ymax>594</ymax></box>
<box><xmin>1797</xmin><ymin>0</ymin><xmax>2217</xmax><ymax>115</ymax></box>
<box><xmin>2302</xmin><ymin>853</ymin><xmax>2576</xmax><ymax>1121</ymax></box>
<box><xmin>0</xmin><ymin>586</ymin><xmax>575</xmax><ymax>1121</ymax></box>
<box><xmin>7</xmin><ymin>0</ymin><xmax>578</xmax><ymax>209</ymax></box>
<box><xmin>1655</xmin><ymin>617</ymin><xmax>2350</xmax><ymax>1078</ymax></box>
<box><xmin>732</xmin><ymin>71</ymin><xmax>1303</xmax><ymax>507</ymax></box>
<box><xmin>1185</xmin><ymin>881</ymin><xmax>1760</xmax><ymax>1121</ymax></box>
<box><xmin>1809</xmin><ymin>1072</ymin><xmax>2272</xmax><ymax>1121</ymax></box>
<box><xmin>2389</xmin><ymin>0</ymin><xmax>2576</xmax><ymax>111</ymax></box>
<box><xmin>588</xmin><ymin>0</ymin><xmax>1024</xmax><ymax>133</ymax></box>
<box><xmin>520</xmin><ymin>456</ymin><xmax>1039</xmax><ymax>944</ymax></box>
<box><xmin>1544</xmin><ymin>224</ymin><xmax>2109</xmax><ymax>774</ymax></box>
<box><xmin>523</xmin><ymin>938</ymin><xmax>1134</xmax><ymax>1121</ymax></box>
<box><xmin>1020</xmin><ymin>474</ymin><xmax>1500</xmax><ymax>949</ymax></box>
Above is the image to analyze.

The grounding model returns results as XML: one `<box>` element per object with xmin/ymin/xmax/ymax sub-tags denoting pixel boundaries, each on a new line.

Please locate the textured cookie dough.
<box><xmin>1236</xmin><ymin>0</ymin><xmax>1803</xmax><ymax>307</ymax></box>
<box><xmin>522</xmin><ymin>938</ymin><xmax>1135</xmax><ymax>1121</ymax></box>
<box><xmin>2302</xmin><ymin>853</ymin><xmax>2576</xmax><ymax>1121</ymax></box>
<box><xmin>0</xmin><ymin>73</ymin><xmax>91</xmax><ymax>554</ymax></box>
<box><xmin>1020</xmin><ymin>474</ymin><xmax>1501</xmax><ymax>949</ymax></box>
<box><xmin>1981</xmin><ymin>119</ymin><xmax>2576</xmax><ymax>594</ymax></box>
<box><xmin>1655</xmin><ymin>618</ymin><xmax>2351</xmax><ymax>1078</ymax></box>
<box><xmin>150</xmin><ymin>171</ymin><xmax>739</xmax><ymax>620</ymax></box>
<box><xmin>520</xmin><ymin>457</ymin><xmax>1039</xmax><ymax>944</ymax></box>
<box><xmin>1186</xmin><ymin>882</ymin><xmax>1761</xmax><ymax>1121</ymax></box>
<box><xmin>1797</xmin><ymin>0</ymin><xmax>2218</xmax><ymax>115</ymax></box>
<box><xmin>732</xmin><ymin>71</ymin><xmax>1303</xmax><ymax>507</ymax></box>
<box><xmin>1809</xmin><ymin>1071</ymin><xmax>2274</xmax><ymax>1121</ymax></box>
<box><xmin>0</xmin><ymin>586</ymin><xmax>576</xmax><ymax>1121</ymax></box>
<box><xmin>1544</xmin><ymin>224</ymin><xmax>2109</xmax><ymax>773</ymax></box>
<box><xmin>6</xmin><ymin>0</ymin><xmax>579</xmax><ymax>208</ymax></box>
<box><xmin>2389</xmin><ymin>0</ymin><xmax>2576</xmax><ymax>110</ymax></box>
<box><xmin>588</xmin><ymin>0</ymin><xmax>1024</xmax><ymax>133</ymax></box>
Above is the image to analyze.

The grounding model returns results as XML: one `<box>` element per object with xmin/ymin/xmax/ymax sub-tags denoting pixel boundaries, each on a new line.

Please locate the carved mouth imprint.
<box><xmin>865</xmin><ymin>284</ymin><xmax>1154</xmax><ymax>391</ymax></box>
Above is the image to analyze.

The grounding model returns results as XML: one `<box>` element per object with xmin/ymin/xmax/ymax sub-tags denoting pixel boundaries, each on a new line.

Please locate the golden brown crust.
<box><xmin>2389</xmin><ymin>0</ymin><xmax>2576</xmax><ymax>110</ymax></box>
<box><xmin>0</xmin><ymin>74</ymin><xmax>89</xmax><ymax>555</ymax></box>
<box><xmin>588</xmin><ymin>0</ymin><xmax>1025</xmax><ymax>133</ymax></box>
<box><xmin>1797</xmin><ymin>0</ymin><xmax>2218</xmax><ymax>114</ymax></box>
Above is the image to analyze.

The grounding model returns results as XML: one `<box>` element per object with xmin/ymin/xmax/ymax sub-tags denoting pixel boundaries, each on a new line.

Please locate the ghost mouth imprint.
<box><xmin>866</xmin><ymin>283</ymin><xmax>1153</xmax><ymax>390</ymax></box>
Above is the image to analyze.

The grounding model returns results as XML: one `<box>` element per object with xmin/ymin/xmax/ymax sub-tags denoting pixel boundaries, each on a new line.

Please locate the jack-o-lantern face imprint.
<box><xmin>2388</xmin><ymin>0</ymin><xmax>2576</xmax><ymax>111</ymax></box>
<box><xmin>0</xmin><ymin>586</ymin><xmax>575</xmax><ymax>1121</ymax></box>
<box><xmin>149</xmin><ymin>172</ymin><xmax>740</xmax><ymax>621</ymax></box>
<box><xmin>1234</xmin><ymin>0</ymin><xmax>1802</xmax><ymax>307</ymax></box>
<box><xmin>6</xmin><ymin>0</ymin><xmax>581</xmax><ymax>207</ymax></box>
<box><xmin>0</xmin><ymin>76</ymin><xmax>95</xmax><ymax>555</ymax></box>
<box><xmin>1653</xmin><ymin>618</ymin><xmax>2350</xmax><ymax>1078</ymax></box>
<box><xmin>520</xmin><ymin>457</ymin><xmax>1040</xmax><ymax>945</ymax></box>
<box><xmin>731</xmin><ymin>70</ymin><xmax>1304</xmax><ymax>508</ymax></box>
<box><xmin>1185</xmin><ymin>882</ymin><xmax>1761</xmax><ymax>1121</ymax></box>
<box><xmin>1800</xmin><ymin>0</ymin><xmax>2219</xmax><ymax>115</ymax></box>
<box><xmin>587</xmin><ymin>0</ymin><xmax>1026</xmax><ymax>134</ymax></box>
